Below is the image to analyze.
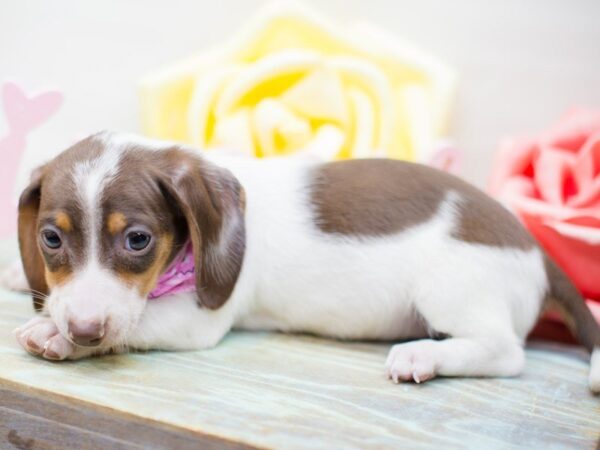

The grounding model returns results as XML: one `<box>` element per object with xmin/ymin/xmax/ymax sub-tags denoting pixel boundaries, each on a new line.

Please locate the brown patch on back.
<box><xmin>55</xmin><ymin>212</ymin><xmax>72</xmax><ymax>232</ymax></box>
<box><xmin>310</xmin><ymin>159</ymin><xmax>535</xmax><ymax>249</ymax></box>
<box><xmin>452</xmin><ymin>194</ymin><xmax>534</xmax><ymax>249</ymax></box>
<box><xmin>311</xmin><ymin>159</ymin><xmax>443</xmax><ymax>235</ymax></box>
<box><xmin>107</xmin><ymin>212</ymin><xmax>127</xmax><ymax>235</ymax></box>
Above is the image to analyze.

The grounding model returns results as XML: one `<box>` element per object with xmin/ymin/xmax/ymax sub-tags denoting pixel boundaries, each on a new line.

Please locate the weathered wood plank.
<box><xmin>0</xmin><ymin>239</ymin><xmax>598</xmax><ymax>449</ymax></box>
<box><xmin>0</xmin><ymin>380</ymin><xmax>254</xmax><ymax>450</ymax></box>
<box><xmin>0</xmin><ymin>407</ymin><xmax>140</xmax><ymax>450</ymax></box>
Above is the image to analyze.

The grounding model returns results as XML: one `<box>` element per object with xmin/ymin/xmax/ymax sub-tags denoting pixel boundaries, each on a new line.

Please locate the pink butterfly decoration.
<box><xmin>0</xmin><ymin>82</ymin><xmax>63</xmax><ymax>237</ymax></box>
<box><xmin>428</xmin><ymin>141</ymin><xmax>462</xmax><ymax>175</ymax></box>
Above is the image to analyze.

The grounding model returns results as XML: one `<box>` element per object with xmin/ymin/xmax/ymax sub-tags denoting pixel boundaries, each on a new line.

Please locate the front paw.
<box><xmin>15</xmin><ymin>316</ymin><xmax>82</xmax><ymax>360</ymax></box>
<box><xmin>1</xmin><ymin>259</ymin><xmax>29</xmax><ymax>292</ymax></box>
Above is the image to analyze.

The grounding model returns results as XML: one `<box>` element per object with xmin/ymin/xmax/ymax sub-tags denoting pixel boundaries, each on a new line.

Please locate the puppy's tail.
<box><xmin>544</xmin><ymin>255</ymin><xmax>600</xmax><ymax>393</ymax></box>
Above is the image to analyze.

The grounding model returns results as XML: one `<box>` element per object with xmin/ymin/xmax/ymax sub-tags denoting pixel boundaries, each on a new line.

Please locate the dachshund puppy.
<box><xmin>10</xmin><ymin>132</ymin><xmax>600</xmax><ymax>392</ymax></box>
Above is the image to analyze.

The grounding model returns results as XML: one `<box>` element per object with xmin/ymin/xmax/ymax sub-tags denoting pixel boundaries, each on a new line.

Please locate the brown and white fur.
<box><xmin>6</xmin><ymin>131</ymin><xmax>600</xmax><ymax>392</ymax></box>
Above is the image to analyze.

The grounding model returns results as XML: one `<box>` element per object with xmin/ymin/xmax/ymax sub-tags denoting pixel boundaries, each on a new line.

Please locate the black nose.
<box><xmin>68</xmin><ymin>320</ymin><xmax>105</xmax><ymax>347</ymax></box>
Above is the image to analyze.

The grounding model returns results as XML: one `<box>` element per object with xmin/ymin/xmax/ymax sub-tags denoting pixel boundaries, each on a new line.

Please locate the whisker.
<box><xmin>21</xmin><ymin>288</ymin><xmax>50</xmax><ymax>300</ymax></box>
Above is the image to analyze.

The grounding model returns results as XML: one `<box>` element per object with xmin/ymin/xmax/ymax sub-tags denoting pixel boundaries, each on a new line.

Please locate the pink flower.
<box><xmin>489</xmin><ymin>108</ymin><xmax>600</xmax><ymax>327</ymax></box>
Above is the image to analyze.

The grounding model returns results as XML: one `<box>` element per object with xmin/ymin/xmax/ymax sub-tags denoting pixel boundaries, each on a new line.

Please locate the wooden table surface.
<box><xmin>0</xmin><ymin>239</ymin><xmax>598</xmax><ymax>449</ymax></box>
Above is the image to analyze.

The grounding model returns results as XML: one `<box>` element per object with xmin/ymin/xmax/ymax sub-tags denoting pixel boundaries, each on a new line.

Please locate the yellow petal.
<box><xmin>347</xmin><ymin>88</ymin><xmax>376</xmax><ymax>158</ymax></box>
<box><xmin>330</xmin><ymin>56</ymin><xmax>393</xmax><ymax>154</ymax></box>
<box><xmin>230</xmin><ymin>3</ymin><xmax>357</xmax><ymax>61</ymax></box>
<box><xmin>252</xmin><ymin>99</ymin><xmax>311</xmax><ymax>157</ymax></box>
<box><xmin>210</xmin><ymin>108</ymin><xmax>255</xmax><ymax>155</ymax></box>
<box><xmin>281</xmin><ymin>65</ymin><xmax>349</xmax><ymax>125</ymax></box>
<box><xmin>215</xmin><ymin>49</ymin><xmax>320</xmax><ymax>117</ymax></box>
<box><xmin>187</xmin><ymin>66</ymin><xmax>239</xmax><ymax>146</ymax></box>
<box><xmin>299</xmin><ymin>124</ymin><xmax>345</xmax><ymax>160</ymax></box>
<box><xmin>140</xmin><ymin>52</ymin><xmax>222</xmax><ymax>142</ymax></box>
<box><xmin>140</xmin><ymin>2</ymin><xmax>457</xmax><ymax>164</ymax></box>
<box><xmin>351</xmin><ymin>22</ymin><xmax>457</xmax><ymax>138</ymax></box>
<box><xmin>396</xmin><ymin>85</ymin><xmax>434</xmax><ymax>162</ymax></box>
<box><xmin>140</xmin><ymin>75</ymin><xmax>195</xmax><ymax>142</ymax></box>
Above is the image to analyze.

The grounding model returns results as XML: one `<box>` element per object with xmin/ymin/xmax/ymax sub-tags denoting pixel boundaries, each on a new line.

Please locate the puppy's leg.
<box><xmin>385</xmin><ymin>335</ymin><xmax>525</xmax><ymax>383</ymax></box>
<box><xmin>386</xmin><ymin>287</ymin><xmax>526</xmax><ymax>383</ymax></box>
<box><xmin>15</xmin><ymin>316</ymin><xmax>102</xmax><ymax>360</ymax></box>
<box><xmin>127</xmin><ymin>293</ymin><xmax>235</xmax><ymax>351</ymax></box>
<box><xmin>16</xmin><ymin>293</ymin><xmax>235</xmax><ymax>360</ymax></box>
<box><xmin>384</xmin><ymin>245</ymin><xmax>545</xmax><ymax>385</ymax></box>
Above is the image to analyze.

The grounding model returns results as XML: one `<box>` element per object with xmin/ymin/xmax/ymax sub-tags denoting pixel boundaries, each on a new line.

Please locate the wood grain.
<box><xmin>0</xmin><ymin>379</ymin><xmax>254</xmax><ymax>450</ymax></box>
<box><xmin>0</xmin><ymin>239</ymin><xmax>599</xmax><ymax>449</ymax></box>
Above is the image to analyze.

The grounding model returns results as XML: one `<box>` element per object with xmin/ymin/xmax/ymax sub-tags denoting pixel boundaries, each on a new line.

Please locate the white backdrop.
<box><xmin>1</xmin><ymin>0</ymin><xmax>599</xmax><ymax>191</ymax></box>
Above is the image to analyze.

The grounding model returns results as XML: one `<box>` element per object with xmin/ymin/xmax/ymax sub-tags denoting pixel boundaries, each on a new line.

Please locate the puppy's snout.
<box><xmin>68</xmin><ymin>319</ymin><xmax>105</xmax><ymax>347</ymax></box>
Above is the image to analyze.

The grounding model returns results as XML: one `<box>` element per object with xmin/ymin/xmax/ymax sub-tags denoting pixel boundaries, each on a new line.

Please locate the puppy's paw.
<box><xmin>385</xmin><ymin>341</ymin><xmax>437</xmax><ymax>384</ymax></box>
<box><xmin>0</xmin><ymin>259</ymin><xmax>29</xmax><ymax>292</ymax></box>
<box><xmin>15</xmin><ymin>316</ymin><xmax>121</xmax><ymax>361</ymax></box>
<box><xmin>15</xmin><ymin>316</ymin><xmax>80</xmax><ymax>360</ymax></box>
<box><xmin>42</xmin><ymin>333</ymin><xmax>78</xmax><ymax>360</ymax></box>
<box><xmin>16</xmin><ymin>316</ymin><xmax>61</xmax><ymax>357</ymax></box>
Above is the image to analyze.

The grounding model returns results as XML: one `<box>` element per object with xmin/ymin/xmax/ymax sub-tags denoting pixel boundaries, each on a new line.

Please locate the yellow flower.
<box><xmin>140</xmin><ymin>3</ymin><xmax>457</xmax><ymax>162</ymax></box>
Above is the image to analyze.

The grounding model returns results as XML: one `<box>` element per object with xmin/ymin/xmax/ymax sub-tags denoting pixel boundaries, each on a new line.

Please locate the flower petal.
<box><xmin>330</xmin><ymin>56</ymin><xmax>394</xmax><ymax>157</ymax></box>
<box><xmin>569</xmin><ymin>132</ymin><xmax>600</xmax><ymax>208</ymax></box>
<box><xmin>281</xmin><ymin>65</ymin><xmax>349</xmax><ymax>125</ymax></box>
<box><xmin>187</xmin><ymin>66</ymin><xmax>239</xmax><ymax>146</ymax></box>
<box><xmin>252</xmin><ymin>98</ymin><xmax>311</xmax><ymax>156</ymax></box>
<box><xmin>533</xmin><ymin>146</ymin><xmax>577</xmax><ymax>205</ymax></box>
<box><xmin>488</xmin><ymin>138</ymin><xmax>538</xmax><ymax>195</ymax></box>
<box><xmin>299</xmin><ymin>124</ymin><xmax>345</xmax><ymax>160</ymax></box>
<box><xmin>347</xmin><ymin>88</ymin><xmax>376</xmax><ymax>158</ymax></box>
<box><xmin>523</xmin><ymin>214</ymin><xmax>600</xmax><ymax>299</ymax></box>
<box><xmin>397</xmin><ymin>84</ymin><xmax>434</xmax><ymax>162</ymax></box>
<box><xmin>210</xmin><ymin>108</ymin><xmax>255</xmax><ymax>156</ymax></box>
<box><xmin>215</xmin><ymin>49</ymin><xmax>320</xmax><ymax>116</ymax></box>
<box><xmin>542</xmin><ymin>108</ymin><xmax>600</xmax><ymax>152</ymax></box>
<box><xmin>568</xmin><ymin>176</ymin><xmax>600</xmax><ymax>210</ymax></box>
<box><xmin>508</xmin><ymin>195</ymin><xmax>599</xmax><ymax>222</ymax></box>
<box><xmin>545</xmin><ymin>219</ymin><xmax>600</xmax><ymax>245</ymax></box>
<box><xmin>428</xmin><ymin>142</ymin><xmax>462</xmax><ymax>174</ymax></box>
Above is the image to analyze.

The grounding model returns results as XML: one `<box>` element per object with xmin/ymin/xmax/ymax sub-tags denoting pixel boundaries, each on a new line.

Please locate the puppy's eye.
<box><xmin>125</xmin><ymin>231</ymin><xmax>152</xmax><ymax>251</ymax></box>
<box><xmin>41</xmin><ymin>229</ymin><xmax>62</xmax><ymax>249</ymax></box>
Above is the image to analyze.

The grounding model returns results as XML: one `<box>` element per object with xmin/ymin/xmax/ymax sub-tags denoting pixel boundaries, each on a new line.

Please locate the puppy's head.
<box><xmin>18</xmin><ymin>132</ymin><xmax>245</xmax><ymax>348</ymax></box>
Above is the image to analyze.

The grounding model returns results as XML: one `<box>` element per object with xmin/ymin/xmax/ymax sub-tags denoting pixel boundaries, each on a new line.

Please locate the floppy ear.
<box><xmin>17</xmin><ymin>167</ymin><xmax>48</xmax><ymax>311</ymax></box>
<box><xmin>158</xmin><ymin>151</ymin><xmax>246</xmax><ymax>309</ymax></box>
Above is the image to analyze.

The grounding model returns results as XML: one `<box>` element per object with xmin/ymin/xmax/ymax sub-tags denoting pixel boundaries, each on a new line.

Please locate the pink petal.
<box><xmin>498</xmin><ymin>176</ymin><xmax>537</xmax><ymax>198</ymax></box>
<box><xmin>545</xmin><ymin>218</ymin><xmax>600</xmax><ymax>245</ymax></box>
<box><xmin>509</xmin><ymin>195</ymin><xmax>599</xmax><ymax>222</ymax></box>
<box><xmin>542</xmin><ymin>108</ymin><xmax>600</xmax><ymax>152</ymax></box>
<box><xmin>568</xmin><ymin>176</ymin><xmax>600</xmax><ymax>209</ymax></box>
<box><xmin>428</xmin><ymin>145</ymin><xmax>462</xmax><ymax>175</ymax></box>
<box><xmin>533</xmin><ymin>146</ymin><xmax>577</xmax><ymax>205</ymax></box>
<box><xmin>523</xmin><ymin>214</ymin><xmax>600</xmax><ymax>300</ymax></box>
<box><xmin>574</xmin><ymin>132</ymin><xmax>600</xmax><ymax>179</ymax></box>
<box><xmin>488</xmin><ymin>137</ymin><xmax>538</xmax><ymax>195</ymax></box>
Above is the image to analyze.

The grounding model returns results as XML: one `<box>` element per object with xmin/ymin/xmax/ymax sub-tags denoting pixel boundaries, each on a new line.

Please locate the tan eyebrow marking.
<box><xmin>45</xmin><ymin>267</ymin><xmax>73</xmax><ymax>288</ymax></box>
<box><xmin>117</xmin><ymin>233</ymin><xmax>174</xmax><ymax>296</ymax></box>
<box><xmin>55</xmin><ymin>212</ymin><xmax>72</xmax><ymax>232</ymax></box>
<box><xmin>107</xmin><ymin>212</ymin><xmax>127</xmax><ymax>235</ymax></box>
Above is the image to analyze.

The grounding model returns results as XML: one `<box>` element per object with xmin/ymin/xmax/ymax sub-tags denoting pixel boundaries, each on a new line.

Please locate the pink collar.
<box><xmin>148</xmin><ymin>243</ymin><xmax>196</xmax><ymax>299</ymax></box>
